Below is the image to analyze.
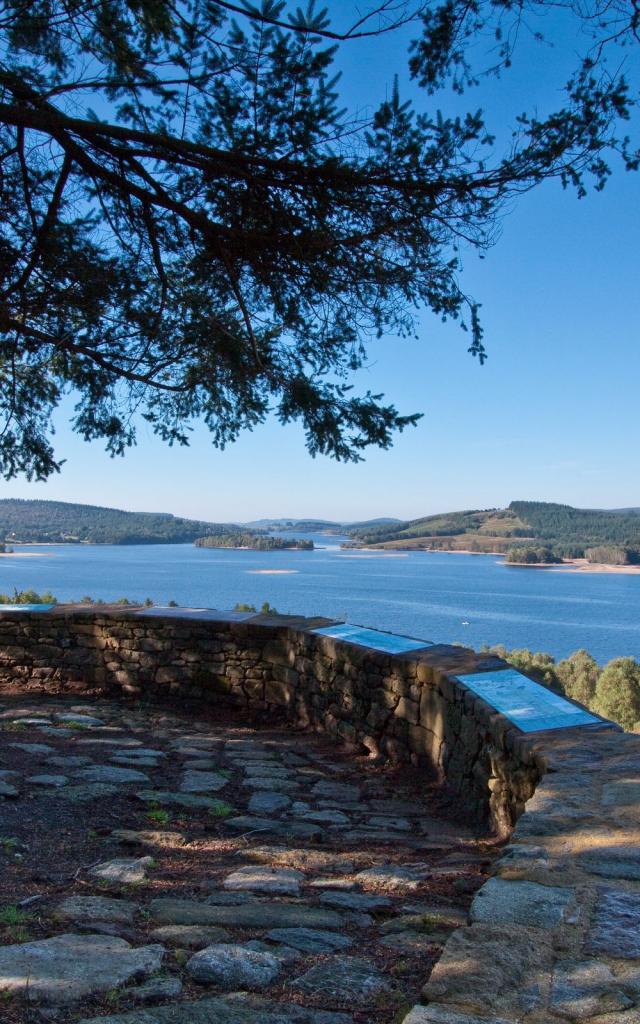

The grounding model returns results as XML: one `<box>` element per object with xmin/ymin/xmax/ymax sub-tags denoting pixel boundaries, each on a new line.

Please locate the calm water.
<box><xmin>2</xmin><ymin>534</ymin><xmax>640</xmax><ymax>664</ymax></box>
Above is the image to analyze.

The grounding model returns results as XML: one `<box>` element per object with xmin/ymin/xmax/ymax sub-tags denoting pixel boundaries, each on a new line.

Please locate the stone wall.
<box><xmin>0</xmin><ymin>606</ymin><xmax>553</xmax><ymax>834</ymax></box>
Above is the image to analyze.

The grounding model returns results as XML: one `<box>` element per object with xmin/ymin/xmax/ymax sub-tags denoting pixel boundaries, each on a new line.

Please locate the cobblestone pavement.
<box><xmin>0</xmin><ymin>695</ymin><xmax>497</xmax><ymax>1023</ymax></box>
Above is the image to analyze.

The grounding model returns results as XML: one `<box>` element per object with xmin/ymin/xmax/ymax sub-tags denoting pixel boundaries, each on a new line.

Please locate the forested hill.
<box><xmin>347</xmin><ymin>502</ymin><xmax>640</xmax><ymax>560</ymax></box>
<box><xmin>0</xmin><ymin>499</ymin><xmax>235</xmax><ymax>545</ymax></box>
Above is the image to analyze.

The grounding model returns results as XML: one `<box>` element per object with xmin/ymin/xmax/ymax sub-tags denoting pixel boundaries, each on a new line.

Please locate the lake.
<box><xmin>2</xmin><ymin>535</ymin><xmax>640</xmax><ymax>664</ymax></box>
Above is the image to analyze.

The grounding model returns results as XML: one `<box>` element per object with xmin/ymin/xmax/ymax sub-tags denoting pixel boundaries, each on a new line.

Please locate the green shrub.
<box><xmin>556</xmin><ymin>649</ymin><xmax>600</xmax><ymax>707</ymax></box>
<box><xmin>594</xmin><ymin>658</ymin><xmax>640</xmax><ymax>731</ymax></box>
<box><xmin>0</xmin><ymin>588</ymin><xmax>57</xmax><ymax>605</ymax></box>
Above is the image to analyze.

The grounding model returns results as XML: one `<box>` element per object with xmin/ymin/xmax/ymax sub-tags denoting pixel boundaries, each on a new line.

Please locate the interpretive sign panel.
<box><xmin>312</xmin><ymin>623</ymin><xmax>432</xmax><ymax>654</ymax></box>
<box><xmin>0</xmin><ymin>604</ymin><xmax>55</xmax><ymax>613</ymax></box>
<box><xmin>456</xmin><ymin>668</ymin><xmax>602</xmax><ymax>733</ymax></box>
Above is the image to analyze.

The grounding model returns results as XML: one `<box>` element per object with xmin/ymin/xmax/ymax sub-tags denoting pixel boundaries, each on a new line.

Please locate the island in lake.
<box><xmin>195</xmin><ymin>534</ymin><xmax>313</xmax><ymax>551</ymax></box>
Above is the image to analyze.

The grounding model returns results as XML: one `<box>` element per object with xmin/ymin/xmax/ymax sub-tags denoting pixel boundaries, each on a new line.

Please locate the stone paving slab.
<box><xmin>0</xmin><ymin>933</ymin><xmax>164</xmax><ymax>1004</ymax></box>
<box><xmin>0</xmin><ymin>692</ymin><xmax>493</xmax><ymax>1024</ymax></box>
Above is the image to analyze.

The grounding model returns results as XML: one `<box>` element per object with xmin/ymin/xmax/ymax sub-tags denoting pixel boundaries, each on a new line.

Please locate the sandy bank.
<box><xmin>552</xmin><ymin>559</ymin><xmax>640</xmax><ymax>575</ymax></box>
<box><xmin>0</xmin><ymin>552</ymin><xmax>51</xmax><ymax>558</ymax></box>
<box><xmin>246</xmin><ymin>569</ymin><xmax>299</xmax><ymax>575</ymax></box>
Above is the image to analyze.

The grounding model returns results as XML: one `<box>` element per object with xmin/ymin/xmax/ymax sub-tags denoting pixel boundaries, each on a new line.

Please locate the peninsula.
<box><xmin>345</xmin><ymin>502</ymin><xmax>640</xmax><ymax>571</ymax></box>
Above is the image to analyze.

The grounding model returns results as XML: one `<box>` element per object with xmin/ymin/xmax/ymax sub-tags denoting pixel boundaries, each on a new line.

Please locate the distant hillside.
<box><xmin>0</xmin><ymin>499</ymin><xmax>236</xmax><ymax>545</ymax></box>
<box><xmin>243</xmin><ymin>517</ymin><xmax>401</xmax><ymax>533</ymax></box>
<box><xmin>243</xmin><ymin>518</ymin><xmax>342</xmax><ymax>532</ymax></box>
<box><xmin>346</xmin><ymin>502</ymin><xmax>640</xmax><ymax>560</ymax></box>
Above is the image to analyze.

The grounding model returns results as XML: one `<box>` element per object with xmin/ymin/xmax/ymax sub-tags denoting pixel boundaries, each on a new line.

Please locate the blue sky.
<box><xmin>2</xmin><ymin>4</ymin><xmax>639</xmax><ymax>522</ymax></box>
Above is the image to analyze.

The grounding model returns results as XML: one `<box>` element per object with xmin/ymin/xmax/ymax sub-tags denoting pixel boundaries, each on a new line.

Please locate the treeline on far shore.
<box><xmin>504</xmin><ymin>544</ymin><xmax>640</xmax><ymax>565</ymax></box>
<box><xmin>487</xmin><ymin>645</ymin><xmax>640</xmax><ymax>732</ymax></box>
<box><xmin>195</xmin><ymin>534</ymin><xmax>313</xmax><ymax>550</ymax></box>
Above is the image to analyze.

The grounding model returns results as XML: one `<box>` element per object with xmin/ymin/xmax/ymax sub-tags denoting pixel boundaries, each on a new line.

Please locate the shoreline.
<box><xmin>345</xmin><ymin>545</ymin><xmax>640</xmax><ymax>575</ymax></box>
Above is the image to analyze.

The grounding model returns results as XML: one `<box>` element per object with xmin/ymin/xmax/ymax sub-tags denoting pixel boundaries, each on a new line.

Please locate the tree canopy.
<box><xmin>0</xmin><ymin>0</ymin><xmax>637</xmax><ymax>478</ymax></box>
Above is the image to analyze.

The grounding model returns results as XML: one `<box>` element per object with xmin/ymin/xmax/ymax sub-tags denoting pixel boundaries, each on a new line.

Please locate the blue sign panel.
<box><xmin>0</xmin><ymin>603</ymin><xmax>55</xmax><ymax>613</ymax></box>
<box><xmin>457</xmin><ymin>668</ymin><xmax>602</xmax><ymax>733</ymax></box>
<box><xmin>312</xmin><ymin>623</ymin><xmax>432</xmax><ymax>654</ymax></box>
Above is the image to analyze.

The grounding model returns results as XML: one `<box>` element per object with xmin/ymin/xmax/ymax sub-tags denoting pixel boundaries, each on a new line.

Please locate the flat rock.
<box><xmin>136</xmin><ymin>790</ymin><xmax>228</xmax><ymax>811</ymax></box>
<box><xmin>150</xmin><ymin>898</ymin><xmax>343</xmax><ymax>930</ymax></box>
<box><xmin>243</xmin><ymin>766</ymin><xmax>290</xmax><ymax>778</ymax></box>
<box><xmin>77</xmin><ymin>737</ymin><xmax>142</xmax><ymax>746</ymax></box>
<box><xmin>129</xmin><ymin>977</ymin><xmax>183</xmax><ymax>1003</ymax></box>
<box><xmin>550</xmin><ymin>959</ymin><xmax>631</xmax><ymax>1018</ymax></box>
<box><xmin>469</xmin><ymin>877</ymin><xmax>574</xmax><ymax>929</ymax></box>
<box><xmin>291</xmin><ymin>956</ymin><xmax>390</xmax><ymax>1007</ymax></box>
<box><xmin>580</xmin><ymin>846</ymin><xmax>640</xmax><ymax>881</ymax></box>
<box><xmin>76</xmin><ymin>992</ymin><xmax>352</xmax><ymax>1023</ymax></box>
<box><xmin>308</xmin><ymin>877</ymin><xmax>357</xmax><ymax>891</ymax></box>
<box><xmin>112</xmin><ymin>756</ymin><xmax>160</xmax><ymax>767</ymax></box>
<box><xmin>225</xmin><ymin>815</ymin><xmax>280</xmax><ymax>833</ymax></box>
<box><xmin>110</xmin><ymin>748</ymin><xmax>165</xmax><ymax>759</ymax></box>
<box><xmin>47</xmin><ymin>755</ymin><xmax>92</xmax><ymax>768</ymax></box>
<box><xmin>28</xmin><ymin>773</ymin><xmax>68</xmax><ymax>787</ymax></box>
<box><xmin>367</xmin><ymin>815</ymin><xmax>412</xmax><ymax>831</ymax></box>
<box><xmin>89</xmin><ymin>856</ymin><xmax>154</xmax><ymax>884</ymax></box>
<box><xmin>248</xmin><ymin>846</ymin><xmax>355</xmax><ymax>874</ymax></box>
<box><xmin>73</xmin><ymin>765</ymin><xmax>150</xmax><ymax>784</ymax></box>
<box><xmin>149</xmin><ymin>925</ymin><xmax>231</xmax><ymax>948</ymax></box>
<box><xmin>380</xmin><ymin>908</ymin><xmax>467</xmax><ymax>933</ymax></box>
<box><xmin>242</xmin><ymin>778</ymin><xmax>300</xmax><ymax>792</ymax></box>
<box><xmin>10</xmin><ymin>742</ymin><xmax>54</xmax><ymax>755</ymax></box>
<box><xmin>54</xmin><ymin>896</ymin><xmax>139</xmax><ymax>925</ymax></box>
<box><xmin>0</xmin><ymin>933</ymin><xmax>164</xmax><ymax>1005</ymax></box>
<box><xmin>423</xmin><ymin>923</ymin><xmax>553</xmax><ymax>1016</ymax></box>
<box><xmin>223</xmin><ymin>866</ymin><xmax>304</xmax><ymax>895</ymax></box>
<box><xmin>266</xmin><ymin>928</ymin><xmax>353</xmax><ymax>954</ymax></box>
<box><xmin>248</xmin><ymin>791</ymin><xmax>291</xmax><ymax>815</ymax></box>
<box><xmin>244</xmin><ymin>939</ymin><xmax>303</xmax><ymax>965</ymax></box>
<box><xmin>180</xmin><ymin>770</ymin><xmax>228</xmax><ymax>793</ymax></box>
<box><xmin>355</xmin><ymin>864</ymin><xmax>428</xmax><ymax>891</ymax></box>
<box><xmin>602</xmin><ymin>779</ymin><xmax>640</xmax><ymax>807</ymax></box>
<box><xmin>187</xmin><ymin>943</ymin><xmax>280</xmax><ymax>988</ymax></box>
<box><xmin>402</xmin><ymin>1007</ymin><xmax>512</xmax><ymax>1024</ymax></box>
<box><xmin>112</xmin><ymin>829</ymin><xmax>186</xmax><ymax>849</ymax></box>
<box><xmin>298</xmin><ymin>809</ymin><xmax>350</xmax><ymax>826</ymax></box>
<box><xmin>54</xmin><ymin>713</ymin><xmax>106</xmax><ymax>727</ymax></box>
<box><xmin>311</xmin><ymin>780</ymin><xmax>360</xmax><ymax>802</ymax></box>
<box><xmin>319</xmin><ymin>891</ymin><xmax>391</xmax><ymax>912</ymax></box>
<box><xmin>588</xmin><ymin>888</ymin><xmax>640</xmax><ymax>958</ymax></box>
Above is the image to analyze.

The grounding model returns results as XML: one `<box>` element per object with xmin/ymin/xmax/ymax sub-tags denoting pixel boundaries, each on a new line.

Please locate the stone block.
<box><xmin>470</xmin><ymin>878</ymin><xmax>575</xmax><ymax>930</ymax></box>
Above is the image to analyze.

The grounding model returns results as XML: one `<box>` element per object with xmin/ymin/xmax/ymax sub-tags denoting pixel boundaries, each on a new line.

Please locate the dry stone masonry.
<box><xmin>0</xmin><ymin>605</ymin><xmax>636</xmax><ymax>1024</ymax></box>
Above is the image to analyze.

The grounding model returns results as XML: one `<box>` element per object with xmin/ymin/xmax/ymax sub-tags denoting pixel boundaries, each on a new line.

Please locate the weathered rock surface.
<box><xmin>469</xmin><ymin>877</ymin><xmax>575</xmax><ymax>929</ymax></box>
<box><xmin>150</xmin><ymin>898</ymin><xmax>344</xmax><ymax>930</ymax></box>
<box><xmin>0</xmin><ymin>933</ymin><xmax>164</xmax><ymax>1004</ymax></box>
<box><xmin>265</xmin><ymin>927</ymin><xmax>353</xmax><ymax>954</ymax></box>
<box><xmin>149</xmin><ymin>925</ymin><xmax>232</xmax><ymax>948</ymax></box>
<box><xmin>89</xmin><ymin>856</ymin><xmax>155</xmax><ymax>883</ymax></box>
<box><xmin>223</xmin><ymin>866</ymin><xmax>304</xmax><ymax>895</ymax></box>
<box><xmin>187</xmin><ymin>942</ymin><xmax>280</xmax><ymax>988</ymax></box>
<box><xmin>291</xmin><ymin>956</ymin><xmax>390</xmax><ymax>1006</ymax></box>
<box><xmin>54</xmin><ymin>895</ymin><xmax>139</xmax><ymax>925</ymax></box>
